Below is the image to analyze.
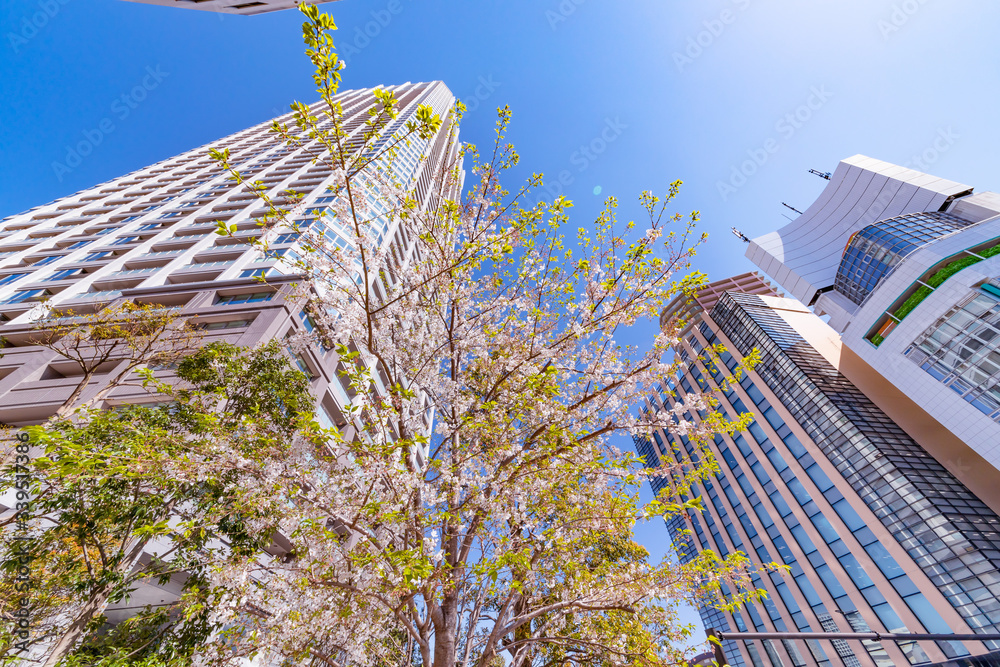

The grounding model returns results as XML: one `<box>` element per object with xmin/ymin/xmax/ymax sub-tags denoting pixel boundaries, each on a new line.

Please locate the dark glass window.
<box><xmin>216</xmin><ymin>291</ymin><xmax>274</xmax><ymax>305</ymax></box>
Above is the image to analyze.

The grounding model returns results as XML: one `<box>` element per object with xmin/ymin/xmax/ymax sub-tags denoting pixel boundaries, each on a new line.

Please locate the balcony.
<box><xmin>0</xmin><ymin>289</ymin><xmax>52</xmax><ymax>305</ymax></box>
<box><xmin>92</xmin><ymin>272</ymin><xmax>151</xmax><ymax>290</ymax></box>
<box><xmin>167</xmin><ymin>261</ymin><xmax>230</xmax><ymax>284</ymax></box>
<box><xmin>184</xmin><ymin>260</ymin><xmax>235</xmax><ymax>269</ymax></box>
<box><xmin>138</xmin><ymin>250</ymin><xmax>183</xmax><ymax>259</ymax></box>
<box><xmin>110</xmin><ymin>267</ymin><xmax>157</xmax><ymax>277</ymax></box>
<box><xmin>65</xmin><ymin>290</ymin><xmax>123</xmax><ymax>303</ymax></box>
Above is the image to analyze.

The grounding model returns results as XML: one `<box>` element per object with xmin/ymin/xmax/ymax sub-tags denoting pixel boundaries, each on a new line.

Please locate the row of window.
<box><xmin>700</xmin><ymin>340</ymin><xmax>960</xmax><ymax>664</ymax></box>
<box><xmin>1</xmin><ymin>100</ymin><xmax>370</xmax><ymax>232</ymax></box>
<box><xmin>906</xmin><ymin>285</ymin><xmax>1000</xmax><ymax>422</ymax></box>
<box><xmin>0</xmin><ymin>148</ymin><xmax>330</xmax><ymax>244</ymax></box>
<box><xmin>712</xmin><ymin>291</ymin><xmax>1000</xmax><ymax>648</ymax></box>
<box><xmin>692</xmin><ymin>352</ymin><xmax>905</xmax><ymax>665</ymax></box>
<box><xmin>0</xmin><ymin>287</ymin><xmax>275</xmax><ymax>309</ymax></box>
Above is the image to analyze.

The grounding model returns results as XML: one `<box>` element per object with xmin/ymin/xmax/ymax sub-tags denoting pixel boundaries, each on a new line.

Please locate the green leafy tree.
<box><xmin>0</xmin><ymin>341</ymin><xmax>314</xmax><ymax>666</ymax></box>
<box><xmin>27</xmin><ymin>302</ymin><xmax>201</xmax><ymax>420</ymax></box>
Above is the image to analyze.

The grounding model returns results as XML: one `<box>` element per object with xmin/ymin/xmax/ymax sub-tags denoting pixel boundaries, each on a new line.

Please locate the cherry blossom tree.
<box><xmin>0</xmin><ymin>4</ymin><xmax>769</xmax><ymax>665</ymax></box>
<box><xmin>0</xmin><ymin>341</ymin><xmax>315</xmax><ymax>667</ymax></box>
<box><xmin>185</xmin><ymin>5</ymin><xmax>768</xmax><ymax>666</ymax></box>
<box><xmin>27</xmin><ymin>301</ymin><xmax>201</xmax><ymax>420</ymax></box>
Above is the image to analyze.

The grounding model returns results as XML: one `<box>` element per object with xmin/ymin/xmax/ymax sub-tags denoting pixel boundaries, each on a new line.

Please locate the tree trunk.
<box><xmin>433</xmin><ymin>593</ymin><xmax>458</xmax><ymax>667</ymax></box>
<box><xmin>52</xmin><ymin>372</ymin><xmax>94</xmax><ymax>420</ymax></box>
<box><xmin>42</xmin><ymin>535</ymin><xmax>150</xmax><ymax>665</ymax></box>
<box><xmin>42</xmin><ymin>582</ymin><xmax>113</xmax><ymax>667</ymax></box>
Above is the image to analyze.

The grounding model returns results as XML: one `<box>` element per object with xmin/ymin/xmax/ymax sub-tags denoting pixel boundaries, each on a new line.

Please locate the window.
<box><xmin>0</xmin><ymin>273</ymin><xmax>29</xmax><ymax>286</ymax></box>
<box><xmin>82</xmin><ymin>251</ymin><xmax>113</xmax><ymax>261</ymax></box>
<box><xmin>32</xmin><ymin>255</ymin><xmax>64</xmax><ymax>266</ymax></box>
<box><xmin>299</xmin><ymin>309</ymin><xmax>316</xmax><ymax>333</ymax></box>
<box><xmin>273</xmin><ymin>233</ymin><xmax>300</xmax><ymax>244</ymax></box>
<box><xmin>261</xmin><ymin>247</ymin><xmax>299</xmax><ymax>262</ymax></box>
<box><xmin>215</xmin><ymin>292</ymin><xmax>273</xmax><ymax>305</ymax></box>
<box><xmin>239</xmin><ymin>268</ymin><xmax>268</xmax><ymax>279</ymax></box>
<box><xmin>239</xmin><ymin>267</ymin><xmax>284</xmax><ymax>280</ymax></box>
<box><xmin>44</xmin><ymin>269</ymin><xmax>83</xmax><ymax>281</ymax></box>
<box><xmin>2</xmin><ymin>289</ymin><xmax>50</xmax><ymax>304</ymax></box>
<box><xmin>907</xmin><ymin>287</ymin><xmax>1000</xmax><ymax>423</ymax></box>
<box><xmin>109</xmin><ymin>236</ymin><xmax>140</xmax><ymax>246</ymax></box>
<box><xmin>67</xmin><ymin>240</ymin><xmax>92</xmax><ymax>249</ymax></box>
<box><xmin>286</xmin><ymin>347</ymin><xmax>314</xmax><ymax>377</ymax></box>
<box><xmin>835</xmin><ymin>212</ymin><xmax>975</xmax><ymax>305</ymax></box>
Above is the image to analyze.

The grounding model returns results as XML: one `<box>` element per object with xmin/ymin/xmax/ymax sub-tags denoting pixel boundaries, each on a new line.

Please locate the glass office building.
<box><xmin>745</xmin><ymin>155</ymin><xmax>1000</xmax><ymax>483</ymax></box>
<box><xmin>637</xmin><ymin>275</ymin><xmax>1000</xmax><ymax>667</ymax></box>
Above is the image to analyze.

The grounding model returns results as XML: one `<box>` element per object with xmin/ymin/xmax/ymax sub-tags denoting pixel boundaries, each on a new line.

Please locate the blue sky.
<box><xmin>5</xmin><ymin>0</ymin><xmax>1000</xmax><ymax>650</ymax></box>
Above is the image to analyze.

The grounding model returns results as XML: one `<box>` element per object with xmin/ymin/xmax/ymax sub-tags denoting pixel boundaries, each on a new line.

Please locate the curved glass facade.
<box><xmin>834</xmin><ymin>212</ymin><xmax>974</xmax><ymax>305</ymax></box>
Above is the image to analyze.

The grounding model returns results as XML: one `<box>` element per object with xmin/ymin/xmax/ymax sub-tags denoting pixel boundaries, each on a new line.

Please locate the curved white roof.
<box><xmin>746</xmin><ymin>155</ymin><xmax>972</xmax><ymax>304</ymax></box>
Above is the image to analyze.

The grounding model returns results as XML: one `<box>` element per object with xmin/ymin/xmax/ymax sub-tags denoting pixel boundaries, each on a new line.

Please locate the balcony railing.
<box><xmin>71</xmin><ymin>290</ymin><xmax>123</xmax><ymax>301</ymax></box>
<box><xmin>139</xmin><ymin>250</ymin><xmax>183</xmax><ymax>258</ymax></box>
<box><xmin>186</xmin><ymin>260</ymin><xmax>235</xmax><ymax>269</ymax></box>
<box><xmin>110</xmin><ymin>267</ymin><xmax>157</xmax><ymax>276</ymax></box>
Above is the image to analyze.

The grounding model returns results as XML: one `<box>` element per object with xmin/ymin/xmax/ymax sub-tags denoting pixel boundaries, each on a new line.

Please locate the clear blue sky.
<box><xmin>5</xmin><ymin>0</ymin><xmax>1000</xmax><ymax>650</ymax></box>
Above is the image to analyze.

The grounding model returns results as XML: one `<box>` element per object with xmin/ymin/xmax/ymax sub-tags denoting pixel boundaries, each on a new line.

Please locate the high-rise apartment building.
<box><xmin>0</xmin><ymin>81</ymin><xmax>459</xmax><ymax>623</ymax></box>
<box><xmin>0</xmin><ymin>80</ymin><xmax>457</xmax><ymax>426</ymax></box>
<box><xmin>745</xmin><ymin>155</ymin><xmax>1000</xmax><ymax>488</ymax></box>
<box><xmin>120</xmin><ymin>0</ymin><xmax>338</xmax><ymax>16</ymax></box>
<box><xmin>637</xmin><ymin>273</ymin><xmax>1000</xmax><ymax>667</ymax></box>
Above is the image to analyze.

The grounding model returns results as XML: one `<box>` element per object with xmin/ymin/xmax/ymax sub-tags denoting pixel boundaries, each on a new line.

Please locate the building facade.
<box><xmin>637</xmin><ymin>274</ymin><xmax>1000</xmax><ymax>667</ymax></box>
<box><xmin>0</xmin><ymin>81</ymin><xmax>459</xmax><ymax>630</ymax></box>
<box><xmin>745</xmin><ymin>155</ymin><xmax>1000</xmax><ymax>491</ymax></box>
<box><xmin>120</xmin><ymin>0</ymin><xmax>338</xmax><ymax>16</ymax></box>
